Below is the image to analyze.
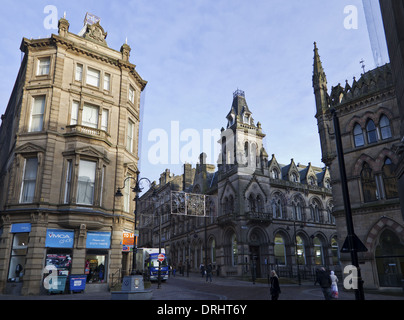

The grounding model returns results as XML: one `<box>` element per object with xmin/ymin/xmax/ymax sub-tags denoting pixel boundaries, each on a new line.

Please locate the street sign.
<box><xmin>158</xmin><ymin>254</ymin><xmax>165</xmax><ymax>262</ymax></box>
<box><xmin>341</xmin><ymin>233</ymin><xmax>368</xmax><ymax>253</ymax></box>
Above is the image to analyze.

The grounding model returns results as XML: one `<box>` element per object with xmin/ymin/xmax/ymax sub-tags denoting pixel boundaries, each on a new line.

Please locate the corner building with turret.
<box><xmin>0</xmin><ymin>15</ymin><xmax>146</xmax><ymax>295</ymax></box>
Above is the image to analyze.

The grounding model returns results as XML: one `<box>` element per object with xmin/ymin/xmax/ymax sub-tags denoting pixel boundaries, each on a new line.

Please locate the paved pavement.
<box><xmin>0</xmin><ymin>272</ymin><xmax>402</xmax><ymax>301</ymax></box>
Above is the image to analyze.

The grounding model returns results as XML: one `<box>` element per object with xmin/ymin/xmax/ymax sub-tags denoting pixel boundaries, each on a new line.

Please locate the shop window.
<box><xmin>85</xmin><ymin>251</ymin><xmax>108</xmax><ymax>283</ymax></box>
<box><xmin>45</xmin><ymin>251</ymin><xmax>72</xmax><ymax>277</ymax></box>
<box><xmin>8</xmin><ymin>233</ymin><xmax>29</xmax><ymax>281</ymax></box>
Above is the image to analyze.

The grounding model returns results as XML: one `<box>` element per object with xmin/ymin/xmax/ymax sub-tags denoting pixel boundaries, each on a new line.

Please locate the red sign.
<box><xmin>158</xmin><ymin>254</ymin><xmax>165</xmax><ymax>262</ymax></box>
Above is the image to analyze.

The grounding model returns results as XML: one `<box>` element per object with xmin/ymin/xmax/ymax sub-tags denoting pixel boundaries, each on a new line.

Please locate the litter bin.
<box><xmin>48</xmin><ymin>275</ymin><xmax>68</xmax><ymax>294</ymax></box>
<box><xmin>68</xmin><ymin>275</ymin><xmax>87</xmax><ymax>293</ymax></box>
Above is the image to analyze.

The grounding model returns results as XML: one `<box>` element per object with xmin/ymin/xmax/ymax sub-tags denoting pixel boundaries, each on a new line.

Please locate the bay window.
<box><xmin>20</xmin><ymin>158</ymin><xmax>38</xmax><ymax>203</ymax></box>
<box><xmin>77</xmin><ymin>160</ymin><xmax>96</xmax><ymax>205</ymax></box>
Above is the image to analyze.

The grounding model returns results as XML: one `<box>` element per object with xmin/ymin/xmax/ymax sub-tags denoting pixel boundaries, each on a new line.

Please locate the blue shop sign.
<box><xmin>86</xmin><ymin>231</ymin><xmax>111</xmax><ymax>249</ymax></box>
<box><xmin>11</xmin><ymin>223</ymin><xmax>32</xmax><ymax>233</ymax></box>
<box><xmin>46</xmin><ymin>229</ymin><xmax>74</xmax><ymax>248</ymax></box>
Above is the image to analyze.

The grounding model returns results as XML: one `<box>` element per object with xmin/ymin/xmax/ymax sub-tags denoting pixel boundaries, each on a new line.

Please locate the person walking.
<box><xmin>269</xmin><ymin>270</ymin><xmax>281</xmax><ymax>300</ymax></box>
<box><xmin>330</xmin><ymin>271</ymin><xmax>339</xmax><ymax>299</ymax></box>
<box><xmin>206</xmin><ymin>263</ymin><xmax>213</xmax><ymax>283</ymax></box>
<box><xmin>318</xmin><ymin>267</ymin><xmax>332</xmax><ymax>300</ymax></box>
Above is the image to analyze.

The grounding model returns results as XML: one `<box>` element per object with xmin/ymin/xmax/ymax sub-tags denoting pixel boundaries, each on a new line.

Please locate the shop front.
<box><xmin>85</xmin><ymin>231</ymin><xmax>111</xmax><ymax>291</ymax></box>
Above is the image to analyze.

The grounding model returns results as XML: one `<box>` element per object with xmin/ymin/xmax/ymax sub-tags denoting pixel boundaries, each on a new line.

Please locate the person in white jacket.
<box><xmin>330</xmin><ymin>271</ymin><xmax>339</xmax><ymax>298</ymax></box>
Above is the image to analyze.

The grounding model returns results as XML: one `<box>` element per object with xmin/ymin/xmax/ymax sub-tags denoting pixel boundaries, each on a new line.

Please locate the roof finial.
<box><xmin>360</xmin><ymin>58</ymin><xmax>366</xmax><ymax>73</ymax></box>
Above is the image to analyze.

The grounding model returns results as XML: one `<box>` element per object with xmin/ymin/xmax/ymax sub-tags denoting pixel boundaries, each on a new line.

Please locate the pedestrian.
<box><xmin>314</xmin><ymin>268</ymin><xmax>319</xmax><ymax>285</ymax></box>
<box><xmin>318</xmin><ymin>267</ymin><xmax>332</xmax><ymax>300</ymax></box>
<box><xmin>206</xmin><ymin>263</ymin><xmax>212</xmax><ymax>283</ymax></box>
<box><xmin>200</xmin><ymin>263</ymin><xmax>205</xmax><ymax>277</ymax></box>
<box><xmin>269</xmin><ymin>270</ymin><xmax>281</xmax><ymax>300</ymax></box>
<box><xmin>330</xmin><ymin>271</ymin><xmax>339</xmax><ymax>299</ymax></box>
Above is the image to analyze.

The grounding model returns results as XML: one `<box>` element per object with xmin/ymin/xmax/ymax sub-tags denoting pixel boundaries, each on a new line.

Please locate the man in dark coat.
<box><xmin>318</xmin><ymin>267</ymin><xmax>332</xmax><ymax>300</ymax></box>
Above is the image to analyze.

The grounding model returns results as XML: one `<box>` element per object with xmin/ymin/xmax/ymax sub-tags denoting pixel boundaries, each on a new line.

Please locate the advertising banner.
<box><xmin>86</xmin><ymin>231</ymin><xmax>111</xmax><ymax>249</ymax></box>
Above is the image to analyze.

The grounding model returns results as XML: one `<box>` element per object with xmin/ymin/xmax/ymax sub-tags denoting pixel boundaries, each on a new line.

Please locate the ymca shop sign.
<box><xmin>45</xmin><ymin>229</ymin><xmax>74</xmax><ymax>248</ymax></box>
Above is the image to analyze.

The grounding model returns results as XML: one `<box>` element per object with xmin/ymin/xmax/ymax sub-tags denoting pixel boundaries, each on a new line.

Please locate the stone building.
<box><xmin>139</xmin><ymin>90</ymin><xmax>337</xmax><ymax>281</ymax></box>
<box><xmin>0</xmin><ymin>14</ymin><xmax>146</xmax><ymax>295</ymax></box>
<box><xmin>313</xmin><ymin>42</ymin><xmax>403</xmax><ymax>289</ymax></box>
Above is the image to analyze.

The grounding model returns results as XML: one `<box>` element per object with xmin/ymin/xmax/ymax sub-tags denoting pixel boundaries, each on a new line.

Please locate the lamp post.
<box><xmin>331</xmin><ymin>108</ymin><xmax>365</xmax><ymax>300</ymax></box>
<box><xmin>115</xmin><ymin>171</ymin><xmax>154</xmax><ymax>276</ymax></box>
<box><xmin>287</xmin><ymin>220</ymin><xmax>304</xmax><ymax>285</ymax></box>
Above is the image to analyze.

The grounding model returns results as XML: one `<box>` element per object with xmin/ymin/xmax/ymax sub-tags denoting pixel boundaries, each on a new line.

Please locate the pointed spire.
<box><xmin>312</xmin><ymin>42</ymin><xmax>327</xmax><ymax>90</ymax></box>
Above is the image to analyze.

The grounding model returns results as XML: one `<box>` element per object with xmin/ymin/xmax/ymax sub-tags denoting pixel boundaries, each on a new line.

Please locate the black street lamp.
<box><xmin>115</xmin><ymin>171</ymin><xmax>154</xmax><ymax>276</ymax></box>
<box><xmin>287</xmin><ymin>220</ymin><xmax>304</xmax><ymax>285</ymax></box>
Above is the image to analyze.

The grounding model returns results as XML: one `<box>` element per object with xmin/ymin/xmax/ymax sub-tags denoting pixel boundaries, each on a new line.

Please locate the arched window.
<box><xmin>231</xmin><ymin>234</ymin><xmax>238</xmax><ymax>266</ymax></box>
<box><xmin>228</xmin><ymin>195</ymin><xmax>234</xmax><ymax>214</ymax></box>
<box><xmin>274</xmin><ymin>234</ymin><xmax>286</xmax><ymax>265</ymax></box>
<box><xmin>271</xmin><ymin>169</ymin><xmax>279</xmax><ymax>179</ymax></box>
<box><xmin>272</xmin><ymin>195</ymin><xmax>283</xmax><ymax>218</ymax></box>
<box><xmin>308</xmin><ymin>176</ymin><xmax>317</xmax><ymax>185</ymax></box>
<box><xmin>382</xmin><ymin>158</ymin><xmax>398</xmax><ymax>199</ymax></box>
<box><xmin>366</xmin><ymin>119</ymin><xmax>378</xmax><ymax>144</ymax></box>
<box><xmin>291</xmin><ymin>172</ymin><xmax>299</xmax><ymax>183</ymax></box>
<box><xmin>296</xmin><ymin>236</ymin><xmax>306</xmax><ymax>265</ymax></box>
<box><xmin>248</xmin><ymin>194</ymin><xmax>256</xmax><ymax>212</ymax></box>
<box><xmin>313</xmin><ymin>237</ymin><xmax>324</xmax><ymax>265</ymax></box>
<box><xmin>310</xmin><ymin>200</ymin><xmax>321</xmax><ymax>222</ymax></box>
<box><xmin>256</xmin><ymin>195</ymin><xmax>264</xmax><ymax>212</ymax></box>
<box><xmin>361</xmin><ymin>162</ymin><xmax>378</xmax><ymax>202</ymax></box>
<box><xmin>353</xmin><ymin>123</ymin><xmax>364</xmax><ymax>147</ymax></box>
<box><xmin>223</xmin><ymin>197</ymin><xmax>229</xmax><ymax>215</ymax></box>
<box><xmin>331</xmin><ymin>237</ymin><xmax>339</xmax><ymax>265</ymax></box>
<box><xmin>380</xmin><ymin>115</ymin><xmax>392</xmax><ymax>140</ymax></box>
<box><xmin>376</xmin><ymin>230</ymin><xmax>404</xmax><ymax>287</ymax></box>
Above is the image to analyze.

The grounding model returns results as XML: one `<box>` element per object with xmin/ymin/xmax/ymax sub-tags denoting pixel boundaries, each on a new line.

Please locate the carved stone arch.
<box><xmin>365</xmin><ymin>217</ymin><xmax>404</xmax><ymax>256</ymax></box>
<box><xmin>247</xmin><ymin>226</ymin><xmax>268</xmax><ymax>245</ymax></box>
<box><xmin>352</xmin><ymin>154</ymin><xmax>377</xmax><ymax>176</ymax></box>
<box><xmin>243</xmin><ymin>175</ymin><xmax>267</xmax><ymax>201</ymax></box>
<box><xmin>374</xmin><ymin>148</ymin><xmax>399</xmax><ymax>172</ymax></box>
<box><xmin>219</xmin><ymin>179</ymin><xmax>237</xmax><ymax>202</ymax></box>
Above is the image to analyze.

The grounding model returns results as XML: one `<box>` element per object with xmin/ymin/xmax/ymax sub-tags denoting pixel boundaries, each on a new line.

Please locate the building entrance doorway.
<box><xmin>249</xmin><ymin>245</ymin><xmax>261</xmax><ymax>278</ymax></box>
<box><xmin>375</xmin><ymin>229</ymin><xmax>404</xmax><ymax>287</ymax></box>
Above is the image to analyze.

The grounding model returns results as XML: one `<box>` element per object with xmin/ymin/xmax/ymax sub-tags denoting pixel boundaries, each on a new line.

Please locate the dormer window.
<box><xmin>291</xmin><ymin>172</ymin><xmax>299</xmax><ymax>183</ymax></box>
<box><xmin>243</xmin><ymin>111</ymin><xmax>251</xmax><ymax>124</ymax></box>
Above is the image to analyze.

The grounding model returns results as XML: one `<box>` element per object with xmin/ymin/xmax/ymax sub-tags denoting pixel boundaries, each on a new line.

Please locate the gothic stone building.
<box><xmin>139</xmin><ymin>90</ymin><xmax>337</xmax><ymax>280</ymax></box>
<box><xmin>0</xmin><ymin>15</ymin><xmax>146</xmax><ymax>295</ymax></box>
<box><xmin>313</xmin><ymin>43</ymin><xmax>404</xmax><ymax>289</ymax></box>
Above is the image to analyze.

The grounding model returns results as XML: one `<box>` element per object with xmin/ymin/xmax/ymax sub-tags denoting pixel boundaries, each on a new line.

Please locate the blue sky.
<box><xmin>0</xmin><ymin>0</ymin><xmax>387</xmax><ymax>185</ymax></box>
